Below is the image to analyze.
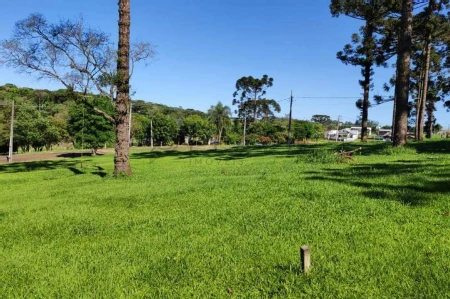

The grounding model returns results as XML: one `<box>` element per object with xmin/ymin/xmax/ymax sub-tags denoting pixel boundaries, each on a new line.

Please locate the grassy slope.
<box><xmin>1</xmin><ymin>141</ymin><xmax>450</xmax><ymax>298</ymax></box>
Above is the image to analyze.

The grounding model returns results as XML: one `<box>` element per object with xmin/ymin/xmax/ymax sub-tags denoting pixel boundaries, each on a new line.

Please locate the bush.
<box><xmin>259</xmin><ymin>136</ymin><xmax>272</xmax><ymax>145</ymax></box>
<box><xmin>271</xmin><ymin>132</ymin><xmax>287</xmax><ymax>144</ymax></box>
<box><xmin>223</xmin><ymin>132</ymin><xmax>241</xmax><ymax>145</ymax></box>
<box><xmin>245</xmin><ymin>134</ymin><xmax>259</xmax><ymax>145</ymax></box>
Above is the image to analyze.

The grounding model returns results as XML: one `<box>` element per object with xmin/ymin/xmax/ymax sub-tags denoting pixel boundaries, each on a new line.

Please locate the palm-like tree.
<box><xmin>208</xmin><ymin>101</ymin><xmax>231</xmax><ymax>144</ymax></box>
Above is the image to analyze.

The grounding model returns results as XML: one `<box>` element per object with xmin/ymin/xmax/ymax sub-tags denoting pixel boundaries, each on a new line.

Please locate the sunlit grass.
<box><xmin>1</xmin><ymin>141</ymin><xmax>450</xmax><ymax>298</ymax></box>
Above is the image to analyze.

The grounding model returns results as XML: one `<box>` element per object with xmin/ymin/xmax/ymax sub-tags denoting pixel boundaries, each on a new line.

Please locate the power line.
<box><xmin>294</xmin><ymin>96</ymin><xmax>393</xmax><ymax>99</ymax></box>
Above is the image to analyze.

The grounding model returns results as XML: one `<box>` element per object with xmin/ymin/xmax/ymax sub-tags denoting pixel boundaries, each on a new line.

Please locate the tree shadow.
<box><xmin>305</xmin><ymin>159</ymin><xmax>450</xmax><ymax>206</ymax></box>
<box><xmin>68</xmin><ymin>167</ymin><xmax>84</xmax><ymax>175</ymax></box>
<box><xmin>0</xmin><ymin>160</ymin><xmax>81</xmax><ymax>174</ymax></box>
<box><xmin>130</xmin><ymin>140</ymin><xmax>450</xmax><ymax>166</ymax></box>
<box><xmin>132</xmin><ymin>144</ymin><xmax>336</xmax><ymax>162</ymax></box>
<box><xmin>57</xmin><ymin>152</ymin><xmax>104</xmax><ymax>158</ymax></box>
<box><xmin>92</xmin><ymin>171</ymin><xmax>107</xmax><ymax>178</ymax></box>
<box><xmin>409</xmin><ymin>140</ymin><xmax>450</xmax><ymax>154</ymax></box>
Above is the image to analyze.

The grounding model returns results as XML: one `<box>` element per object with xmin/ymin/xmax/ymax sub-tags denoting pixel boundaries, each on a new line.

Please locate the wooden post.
<box><xmin>300</xmin><ymin>245</ymin><xmax>311</xmax><ymax>273</ymax></box>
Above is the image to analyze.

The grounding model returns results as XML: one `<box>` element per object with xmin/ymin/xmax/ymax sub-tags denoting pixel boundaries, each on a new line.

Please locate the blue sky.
<box><xmin>0</xmin><ymin>0</ymin><xmax>449</xmax><ymax>127</ymax></box>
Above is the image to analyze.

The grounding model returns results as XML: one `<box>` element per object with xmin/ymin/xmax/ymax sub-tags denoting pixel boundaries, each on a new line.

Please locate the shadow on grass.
<box><xmin>0</xmin><ymin>159</ymin><xmax>108</xmax><ymax>179</ymax></box>
<box><xmin>305</xmin><ymin>159</ymin><xmax>450</xmax><ymax>206</ymax></box>
<box><xmin>0</xmin><ymin>160</ymin><xmax>80</xmax><ymax>174</ymax></box>
<box><xmin>57</xmin><ymin>152</ymin><xmax>104</xmax><ymax>158</ymax></box>
<box><xmin>131</xmin><ymin>140</ymin><xmax>450</xmax><ymax>163</ymax></box>
<box><xmin>132</xmin><ymin>144</ymin><xmax>350</xmax><ymax>162</ymax></box>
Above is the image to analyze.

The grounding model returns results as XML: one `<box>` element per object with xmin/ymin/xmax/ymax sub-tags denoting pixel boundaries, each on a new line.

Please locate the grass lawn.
<box><xmin>1</xmin><ymin>141</ymin><xmax>450</xmax><ymax>298</ymax></box>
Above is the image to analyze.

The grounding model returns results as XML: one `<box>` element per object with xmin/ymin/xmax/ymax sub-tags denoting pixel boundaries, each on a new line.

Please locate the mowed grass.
<box><xmin>1</xmin><ymin>141</ymin><xmax>450</xmax><ymax>298</ymax></box>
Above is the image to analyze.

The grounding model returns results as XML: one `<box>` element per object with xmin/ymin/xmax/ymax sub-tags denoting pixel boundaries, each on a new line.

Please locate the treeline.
<box><xmin>1</xmin><ymin>84</ymin><xmax>365</xmax><ymax>154</ymax></box>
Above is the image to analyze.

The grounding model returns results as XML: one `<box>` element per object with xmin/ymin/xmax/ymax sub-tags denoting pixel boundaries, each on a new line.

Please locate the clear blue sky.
<box><xmin>0</xmin><ymin>0</ymin><xmax>449</xmax><ymax>127</ymax></box>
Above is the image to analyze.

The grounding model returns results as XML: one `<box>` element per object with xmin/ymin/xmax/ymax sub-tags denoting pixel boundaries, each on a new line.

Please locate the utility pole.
<box><xmin>7</xmin><ymin>100</ymin><xmax>14</xmax><ymax>163</ymax></box>
<box><xmin>128</xmin><ymin>102</ymin><xmax>132</xmax><ymax>146</ymax></box>
<box><xmin>335</xmin><ymin>115</ymin><xmax>341</xmax><ymax>142</ymax></box>
<box><xmin>287</xmin><ymin>90</ymin><xmax>294</xmax><ymax>146</ymax></box>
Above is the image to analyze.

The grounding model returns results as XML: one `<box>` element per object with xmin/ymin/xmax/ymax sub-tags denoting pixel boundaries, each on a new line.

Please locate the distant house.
<box><xmin>349</xmin><ymin>127</ymin><xmax>372</xmax><ymax>136</ymax></box>
<box><xmin>325</xmin><ymin>128</ymin><xmax>358</xmax><ymax>142</ymax></box>
<box><xmin>374</xmin><ymin>129</ymin><xmax>392</xmax><ymax>141</ymax></box>
<box><xmin>378</xmin><ymin>129</ymin><xmax>391</xmax><ymax>136</ymax></box>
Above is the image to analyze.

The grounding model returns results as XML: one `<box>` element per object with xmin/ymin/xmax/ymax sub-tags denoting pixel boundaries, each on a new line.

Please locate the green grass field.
<box><xmin>1</xmin><ymin>141</ymin><xmax>450</xmax><ymax>298</ymax></box>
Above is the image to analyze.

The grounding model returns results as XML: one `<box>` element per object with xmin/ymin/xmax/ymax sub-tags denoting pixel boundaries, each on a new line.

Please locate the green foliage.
<box><xmin>181</xmin><ymin>115</ymin><xmax>214</xmax><ymax>144</ymax></box>
<box><xmin>68</xmin><ymin>97</ymin><xmax>115</xmax><ymax>153</ymax></box>
<box><xmin>222</xmin><ymin>131</ymin><xmax>241</xmax><ymax>145</ymax></box>
<box><xmin>207</xmin><ymin>101</ymin><xmax>231</xmax><ymax>142</ymax></box>
<box><xmin>247</xmin><ymin>119</ymin><xmax>287</xmax><ymax>144</ymax></box>
<box><xmin>151</xmin><ymin>112</ymin><xmax>178</xmax><ymax>146</ymax></box>
<box><xmin>232</xmin><ymin>75</ymin><xmax>275</xmax><ymax>120</ymax></box>
<box><xmin>293</xmin><ymin>120</ymin><xmax>323</xmax><ymax>141</ymax></box>
<box><xmin>131</xmin><ymin>114</ymin><xmax>150</xmax><ymax>145</ymax></box>
<box><xmin>311</xmin><ymin>114</ymin><xmax>332</xmax><ymax>128</ymax></box>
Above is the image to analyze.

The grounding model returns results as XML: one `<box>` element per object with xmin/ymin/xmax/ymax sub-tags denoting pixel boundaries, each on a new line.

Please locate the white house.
<box><xmin>349</xmin><ymin>127</ymin><xmax>372</xmax><ymax>136</ymax></box>
<box><xmin>325</xmin><ymin>129</ymin><xmax>358</xmax><ymax>142</ymax></box>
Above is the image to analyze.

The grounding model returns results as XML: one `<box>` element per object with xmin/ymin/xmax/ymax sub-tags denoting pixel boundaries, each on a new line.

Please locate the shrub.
<box><xmin>271</xmin><ymin>132</ymin><xmax>287</xmax><ymax>144</ymax></box>
<box><xmin>245</xmin><ymin>134</ymin><xmax>259</xmax><ymax>145</ymax></box>
<box><xmin>259</xmin><ymin>136</ymin><xmax>272</xmax><ymax>145</ymax></box>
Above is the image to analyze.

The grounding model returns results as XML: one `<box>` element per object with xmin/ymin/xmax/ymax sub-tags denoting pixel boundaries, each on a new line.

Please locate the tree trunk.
<box><xmin>416</xmin><ymin>0</ymin><xmax>433</xmax><ymax>141</ymax></box>
<box><xmin>415</xmin><ymin>67</ymin><xmax>424</xmax><ymax>140</ymax></box>
<box><xmin>114</xmin><ymin>0</ymin><xmax>132</xmax><ymax>175</ymax></box>
<box><xmin>426</xmin><ymin>100</ymin><xmax>434</xmax><ymax>138</ymax></box>
<box><xmin>253</xmin><ymin>94</ymin><xmax>257</xmax><ymax>121</ymax></box>
<box><xmin>391</xmin><ymin>95</ymin><xmax>396</xmax><ymax>138</ymax></box>
<box><xmin>242</xmin><ymin>114</ymin><xmax>247</xmax><ymax>146</ymax></box>
<box><xmin>361</xmin><ymin>24</ymin><xmax>374</xmax><ymax>143</ymax></box>
<box><xmin>393</xmin><ymin>0</ymin><xmax>413</xmax><ymax>147</ymax></box>
<box><xmin>218</xmin><ymin>125</ymin><xmax>223</xmax><ymax>144</ymax></box>
<box><xmin>418</xmin><ymin>39</ymin><xmax>432</xmax><ymax>141</ymax></box>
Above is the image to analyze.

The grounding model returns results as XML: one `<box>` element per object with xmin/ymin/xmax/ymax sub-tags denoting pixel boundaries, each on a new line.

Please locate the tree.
<box><xmin>131</xmin><ymin>114</ymin><xmax>150</xmax><ymax>146</ymax></box>
<box><xmin>293</xmin><ymin>120</ymin><xmax>316</xmax><ymax>141</ymax></box>
<box><xmin>0</xmin><ymin>12</ymin><xmax>155</xmax><ymax>173</ymax></box>
<box><xmin>115</xmin><ymin>0</ymin><xmax>132</xmax><ymax>173</ymax></box>
<box><xmin>232</xmin><ymin>75</ymin><xmax>274</xmax><ymax>121</ymax></box>
<box><xmin>13</xmin><ymin>102</ymin><xmax>38</xmax><ymax>152</ymax></box>
<box><xmin>410</xmin><ymin>1</ymin><xmax>450</xmax><ymax>140</ymax></box>
<box><xmin>331</xmin><ymin>0</ymin><xmax>400</xmax><ymax>142</ymax></box>
<box><xmin>311</xmin><ymin>115</ymin><xmax>332</xmax><ymax>126</ymax></box>
<box><xmin>255</xmin><ymin>99</ymin><xmax>281</xmax><ymax>119</ymax></box>
<box><xmin>393</xmin><ymin>0</ymin><xmax>414</xmax><ymax>146</ymax></box>
<box><xmin>151</xmin><ymin>113</ymin><xmax>178</xmax><ymax>146</ymax></box>
<box><xmin>181</xmin><ymin>115</ymin><xmax>213</xmax><ymax>145</ymax></box>
<box><xmin>68</xmin><ymin>97</ymin><xmax>115</xmax><ymax>154</ymax></box>
<box><xmin>207</xmin><ymin>101</ymin><xmax>231</xmax><ymax>144</ymax></box>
